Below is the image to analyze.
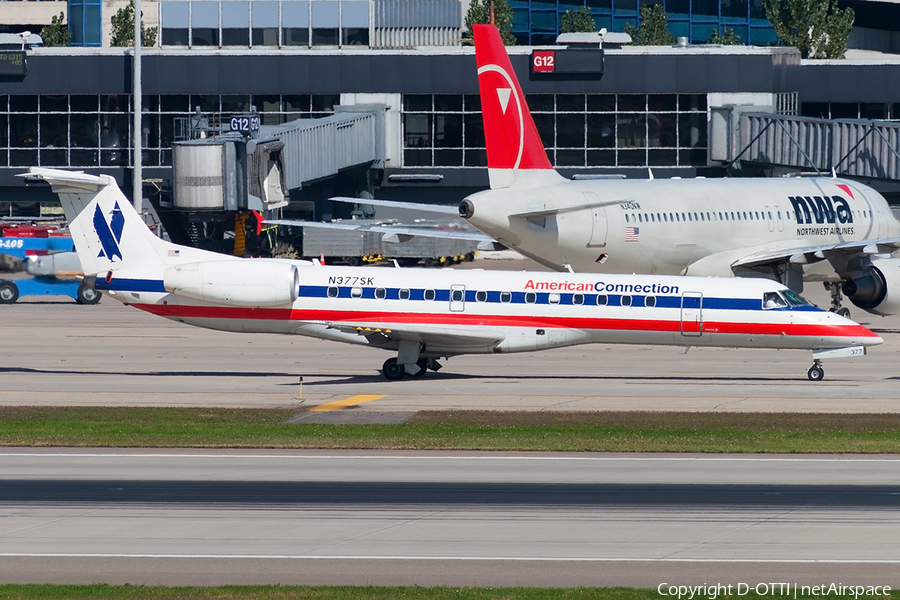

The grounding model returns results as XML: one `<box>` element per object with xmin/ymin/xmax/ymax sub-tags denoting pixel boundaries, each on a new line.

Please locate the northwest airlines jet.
<box><xmin>29</xmin><ymin>167</ymin><xmax>880</xmax><ymax>381</ymax></box>
<box><xmin>330</xmin><ymin>24</ymin><xmax>900</xmax><ymax>319</ymax></box>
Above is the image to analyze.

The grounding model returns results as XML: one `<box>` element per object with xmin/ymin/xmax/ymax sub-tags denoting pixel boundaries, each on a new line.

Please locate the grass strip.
<box><xmin>0</xmin><ymin>588</ymin><xmax>894</xmax><ymax>600</ymax></box>
<box><xmin>2</xmin><ymin>408</ymin><xmax>900</xmax><ymax>452</ymax></box>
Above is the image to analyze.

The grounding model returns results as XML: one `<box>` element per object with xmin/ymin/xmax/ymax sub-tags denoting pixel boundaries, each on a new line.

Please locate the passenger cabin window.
<box><xmin>525</xmin><ymin>292</ymin><xmax>537</xmax><ymax>304</ymax></box>
<box><xmin>327</xmin><ymin>286</ymin><xmax>338</xmax><ymax>298</ymax></box>
<box><xmin>375</xmin><ymin>287</ymin><xmax>386</xmax><ymax>299</ymax></box>
<box><xmin>621</xmin><ymin>295</ymin><xmax>632</xmax><ymax>306</ymax></box>
<box><xmin>475</xmin><ymin>290</ymin><xmax>487</xmax><ymax>302</ymax></box>
<box><xmin>549</xmin><ymin>293</ymin><xmax>560</xmax><ymax>304</ymax></box>
<box><xmin>646</xmin><ymin>296</ymin><xmax>656</xmax><ymax>307</ymax></box>
<box><xmin>425</xmin><ymin>289</ymin><xmax>436</xmax><ymax>301</ymax></box>
<box><xmin>762</xmin><ymin>292</ymin><xmax>788</xmax><ymax>310</ymax></box>
<box><xmin>573</xmin><ymin>293</ymin><xmax>584</xmax><ymax>305</ymax></box>
<box><xmin>597</xmin><ymin>294</ymin><xmax>608</xmax><ymax>306</ymax></box>
<box><xmin>399</xmin><ymin>288</ymin><xmax>410</xmax><ymax>300</ymax></box>
<box><xmin>625</xmin><ymin>214</ymin><xmax>630</xmax><ymax>223</ymax></box>
<box><xmin>500</xmin><ymin>291</ymin><xmax>512</xmax><ymax>303</ymax></box>
<box><xmin>351</xmin><ymin>287</ymin><xmax>362</xmax><ymax>298</ymax></box>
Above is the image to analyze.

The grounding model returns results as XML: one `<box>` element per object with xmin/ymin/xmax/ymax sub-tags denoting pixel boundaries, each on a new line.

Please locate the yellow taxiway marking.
<box><xmin>310</xmin><ymin>394</ymin><xmax>386</xmax><ymax>412</ymax></box>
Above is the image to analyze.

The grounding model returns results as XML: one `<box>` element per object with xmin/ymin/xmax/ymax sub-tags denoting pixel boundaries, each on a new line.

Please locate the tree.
<box><xmin>40</xmin><ymin>12</ymin><xmax>72</xmax><ymax>47</ymax></box>
<box><xmin>624</xmin><ymin>4</ymin><xmax>677</xmax><ymax>46</ymax></box>
<box><xmin>709</xmin><ymin>26</ymin><xmax>743</xmax><ymax>45</ymax></box>
<box><xmin>465</xmin><ymin>0</ymin><xmax>517</xmax><ymax>46</ymax></box>
<box><xmin>764</xmin><ymin>0</ymin><xmax>854</xmax><ymax>58</ymax></box>
<box><xmin>561</xmin><ymin>6</ymin><xmax>598</xmax><ymax>34</ymax></box>
<box><xmin>110</xmin><ymin>0</ymin><xmax>158</xmax><ymax>48</ymax></box>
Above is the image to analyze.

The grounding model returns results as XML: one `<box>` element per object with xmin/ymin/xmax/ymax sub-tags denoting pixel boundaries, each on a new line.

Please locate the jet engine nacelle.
<box><xmin>841</xmin><ymin>257</ymin><xmax>900</xmax><ymax>316</ymax></box>
<box><xmin>163</xmin><ymin>260</ymin><xmax>299</xmax><ymax>307</ymax></box>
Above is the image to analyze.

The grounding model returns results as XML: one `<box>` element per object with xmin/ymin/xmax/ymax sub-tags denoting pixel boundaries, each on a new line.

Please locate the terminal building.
<box><xmin>1</xmin><ymin>0</ymin><xmax>900</xmax><ymax>231</ymax></box>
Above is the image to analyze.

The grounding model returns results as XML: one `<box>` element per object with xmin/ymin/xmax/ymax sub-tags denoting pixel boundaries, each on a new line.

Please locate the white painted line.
<box><xmin>1</xmin><ymin>553</ymin><xmax>899</xmax><ymax>563</ymax></box>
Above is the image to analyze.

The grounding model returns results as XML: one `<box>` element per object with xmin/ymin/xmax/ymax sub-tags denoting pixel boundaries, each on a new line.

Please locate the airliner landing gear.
<box><xmin>825</xmin><ymin>283</ymin><xmax>851</xmax><ymax>318</ymax></box>
<box><xmin>381</xmin><ymin>357</ymin><xmax>442</xmax><ymax>380</ymax></box>
<box><xmin>382</xmin><ymin>357</ymin><xmax>405</xmax><ymax>380</ymax></box>
<box><xmin>807</xmin><ymin>359</ymin><xmax>825</xmax><ymax>381</ymax></box>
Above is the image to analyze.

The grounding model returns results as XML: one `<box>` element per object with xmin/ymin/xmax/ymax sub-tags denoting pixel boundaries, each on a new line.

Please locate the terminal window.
<box><xmin>0</xmin><ymin>94</ymin><xmax>337</xmax><ymax>169</ymax></box>
<box><xmin>401</xmin><ymin>93</ymin><xmax>707</xmax><ymax>169</ymax></box>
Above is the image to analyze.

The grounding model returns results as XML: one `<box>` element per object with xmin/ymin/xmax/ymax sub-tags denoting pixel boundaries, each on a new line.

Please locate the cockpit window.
<box><xmin>782</xmin><ymin>289</ymin><xmax>810</xmax><ymax>307</ymax></box>
<box><xmin>762</xmin><ymin>291</ymin><xmax>788</xmax><ymax>310</ymax></box>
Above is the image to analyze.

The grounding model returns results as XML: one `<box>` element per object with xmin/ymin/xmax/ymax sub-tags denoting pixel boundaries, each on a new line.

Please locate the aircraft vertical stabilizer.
<box><xmin>23</xmin><ymin>168</ymin><xmax>215</xmax><ymax>276</ymax></box>
<box><xmin>474</xmin><ymin>24</ymin><xmax>564</xmax><ymax>190</ymax></box>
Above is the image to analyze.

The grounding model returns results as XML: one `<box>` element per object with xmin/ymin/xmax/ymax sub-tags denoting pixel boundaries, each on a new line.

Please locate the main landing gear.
<box><xmin>825</xmin><ymin>282</ymin><xmax>851</xmax><ymax>318</ymax></box>
<box><xmin>807</xmin><ymin>359</ymin><xmax>825</xmax><ymax>382</ymax></box>
<box><xmin>381</xmin><ymin>357</ymin><xmax>442</xmax><ymax>380</ymax></box>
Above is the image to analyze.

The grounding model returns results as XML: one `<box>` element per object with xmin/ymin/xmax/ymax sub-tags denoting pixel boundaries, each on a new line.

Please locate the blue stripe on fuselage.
<box><xmin>298</xmin><ymin>285</ymin><xmax>820</xmax><ymax>312</ymax></box>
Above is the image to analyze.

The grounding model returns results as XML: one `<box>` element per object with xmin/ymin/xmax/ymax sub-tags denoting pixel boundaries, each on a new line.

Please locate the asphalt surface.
<box><xmin>2</xmin><ymin>278</ymin><xmax>899</xmax><ymax>412</ymax></box>
<box><xmin>1</xmin><ymin>450</ymin><xmax>899</xmax><ymax>586</ymax></box>
<box><xmin>3</xmin><ymin>267</ymin><xmax>900</xmax><ymax>587</ymax></box>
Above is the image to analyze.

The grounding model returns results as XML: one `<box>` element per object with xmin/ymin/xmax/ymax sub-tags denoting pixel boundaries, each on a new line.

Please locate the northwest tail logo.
<box><xmin>93</xmin><ymin>202</ymin><xmax>124</xmax><ymax>262</ymax></box>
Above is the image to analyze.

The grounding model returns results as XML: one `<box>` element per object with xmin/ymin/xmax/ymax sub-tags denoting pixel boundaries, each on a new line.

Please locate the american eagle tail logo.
<box><xmin>93</xmin><ymin>201</ymin><xmax>124</xmax><ymax>262</ymax></box>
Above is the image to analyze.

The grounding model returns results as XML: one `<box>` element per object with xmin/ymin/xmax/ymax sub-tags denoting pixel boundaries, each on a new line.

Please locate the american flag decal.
<box><xmin>625</xmin><ymin>226</ymin><xmax>640</xmax><ymax>242</ymax></box>
<box><xmin>168</xmin><ymin>249</ymin><xmax>180</xmax><ymax>256</ymax></box>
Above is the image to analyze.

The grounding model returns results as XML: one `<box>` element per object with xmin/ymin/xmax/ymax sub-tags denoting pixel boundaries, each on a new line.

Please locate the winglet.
<box><xmin>474</xmin><ymin>24</ymin><xmax>563</xmax><ymax>190</ymax></box>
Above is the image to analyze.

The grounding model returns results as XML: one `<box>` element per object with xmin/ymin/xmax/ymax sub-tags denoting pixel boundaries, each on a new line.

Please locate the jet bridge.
<box><xmin>158</xmin><ymin>105</ymin><xmax>387</xmax><ymax>253</ymax></box>
<box><xmin>711</xmin><ymin>107</ymin><xmax>900</xmax><ymax>181</ymax></box>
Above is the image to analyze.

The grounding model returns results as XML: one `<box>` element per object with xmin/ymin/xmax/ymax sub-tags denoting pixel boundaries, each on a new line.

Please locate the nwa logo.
<box><xmin>789</xmin><ymin>195</ymin><xmax>853</xmax><ymax>225</ymax></box>
<box><xmin>93</xmin><ymin>202</ymin><xmax>124</xmax><ymax>262</ymax></box>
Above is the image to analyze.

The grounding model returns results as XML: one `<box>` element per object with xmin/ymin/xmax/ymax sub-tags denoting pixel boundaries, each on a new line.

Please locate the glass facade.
<box><xmin>160</xmin><ymin>0</ymin><xmax>370</xmax><ymax>47</ymax></box>
<box><xmin>401</xmin><ymin>93</ymin><xmax>708</xmax><ymax>169</ymax></box>
<box><xmin>0</xmin><ymin>94</ymin><xmax>338</xmax><ymax>169</ymax></box>
<box><xmin>512</xmin><ymin>0</ymin><xmax>780</xmax><ymax>46</ymax></box>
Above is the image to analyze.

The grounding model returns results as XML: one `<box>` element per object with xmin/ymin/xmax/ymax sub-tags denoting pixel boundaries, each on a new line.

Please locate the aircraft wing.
<box><xmin>731</xmin><ymin>237</ymin><xmax>900</xmax><ymax>270</ymax></box>
<box><xmin>265</xmin><ymin>219</ymin><xmax>496</xmax><ymax>244</ymax></box>
<box><xmin>326</xmin><ymin>321</ymin><xmax>505</xmax><ymax>348</ymax></box>
<box><xmin>329</xmin><ymin>196</ymin><xmax>459</xmax><ymax>216</ymax></box>
<box><xmin>508</xmin><ymin>198</ymin><xmax>632</xmax><ymax>218</ymax></box>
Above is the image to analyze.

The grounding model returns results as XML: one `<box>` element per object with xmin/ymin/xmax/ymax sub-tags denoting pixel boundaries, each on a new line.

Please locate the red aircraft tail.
<box><xmin>474</xmin><ymin>24</ymin><xmax>562</xmax><ymax>189</ymax></box>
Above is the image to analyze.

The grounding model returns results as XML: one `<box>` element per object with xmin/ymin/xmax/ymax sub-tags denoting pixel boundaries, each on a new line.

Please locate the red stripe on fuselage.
<box><xmin>132</xmin><ymin>303</ymin><xmax>878</xmax><ymax>340</ymax></box>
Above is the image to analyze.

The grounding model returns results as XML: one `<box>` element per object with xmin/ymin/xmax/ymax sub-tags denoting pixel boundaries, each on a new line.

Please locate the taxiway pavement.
<box><xmin>2</xmin><ymin>291</ymin><xmax>899</xmax><ymax>412</ymax></box>
<box><xmin>1</xmin><ymin>450</ymin><xmax>899</xmax><ymax>586</ymax></box>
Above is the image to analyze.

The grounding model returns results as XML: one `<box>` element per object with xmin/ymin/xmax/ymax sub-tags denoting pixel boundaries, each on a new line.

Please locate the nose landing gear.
<box><xmin>807</xmin><ymin>359</ymin><xmax>825</xmax><ymax>381</ymax></box>
<box><xmin>825</xmin><ymin>282</ymin><xmax>851</xmax><ymax>318</ymax></box>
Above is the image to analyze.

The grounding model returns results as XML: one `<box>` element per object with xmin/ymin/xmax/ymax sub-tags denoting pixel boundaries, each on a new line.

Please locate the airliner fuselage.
<box><xmin>465</xmin><ymin>177</ymin><xmax>899</xmax><ymax>280</ymax></box>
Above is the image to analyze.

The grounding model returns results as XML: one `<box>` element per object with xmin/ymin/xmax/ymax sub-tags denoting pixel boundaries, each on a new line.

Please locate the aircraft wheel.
<box><xmin>0</xmin><ymin>280</ymin><xmax>19</xmax><ymax>304</ymax></box>
<box><xmin>807</xmin><ymin>366</ymin><xmax>825</xmax><ymax>381</ymax></box>
<box><xmin>837</xmin><ymin>307</ymin><xmax>851</xmax><ymax>318</ymax></box>
<box><xmin>411</xmin><ymin>358</ymin><xmax>428</xmax><ymax>377</ymax></box>
<box><xmin>382</xmin><ymin>357</ymin><xmax>405</xmax><ymax>380</ymax></box>
<box><xmin>76</xmin><ymin>283</ymin><xmax>101</xmax><ymax>305</ymax></box>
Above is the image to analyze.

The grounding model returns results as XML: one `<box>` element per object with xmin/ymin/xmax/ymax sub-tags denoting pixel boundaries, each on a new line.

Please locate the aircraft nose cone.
<box><xmin>459</xmin><ymin>199</ymin><xmax>475</xmax><ymax>219</ymax></box>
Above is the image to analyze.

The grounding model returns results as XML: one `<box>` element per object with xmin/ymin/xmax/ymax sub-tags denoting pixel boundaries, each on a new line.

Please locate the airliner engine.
<box><xmin>842</xmin><ymin>257</ymin><xmax>900</xmax><ymax>316</ymax></box>
<box><xmin>163</xmin><ymin>260</ymin><xmax>299</xmax><ymax>307</ymax></box>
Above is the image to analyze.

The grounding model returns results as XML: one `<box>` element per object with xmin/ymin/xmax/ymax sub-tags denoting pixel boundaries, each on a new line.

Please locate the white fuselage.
<box><xmin>464</xmin><ymin>177</ymin><xmax>900</xmax><ymax>279</ymax></box>
<box><xmin>101</xmin><ymin>264</ymin><xmax>880</xmax><ymax>358</ymax></box>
